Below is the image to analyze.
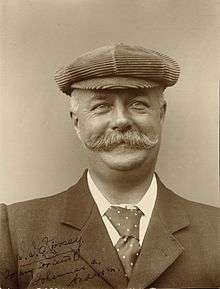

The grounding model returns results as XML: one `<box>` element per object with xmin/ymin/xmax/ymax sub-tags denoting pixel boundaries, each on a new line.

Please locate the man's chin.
<box><xmin>105</xmin><ymin>162</ymin><xmax>142</xmax><ymax>171</ymax></box>
<box><xmin>98</xmin><ymin>149</ymin><xmax>149</xmax><ymax>171</ymax></box>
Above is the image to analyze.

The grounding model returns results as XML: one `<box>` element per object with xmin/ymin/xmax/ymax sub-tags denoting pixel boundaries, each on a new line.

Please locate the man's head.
<box><xmin>55</xmin><ymin>43</ymin><xmax>180</xmax><ymax>173</ymax></box>
<box><xmin>69</xmin><ymin>87</ymin><xmax>166</xmax><ymax>172</ymax></box>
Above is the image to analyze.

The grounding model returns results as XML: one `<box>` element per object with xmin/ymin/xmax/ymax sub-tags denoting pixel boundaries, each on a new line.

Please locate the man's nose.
<box><xmin>111</xmin><ymin>105</ymin><xmax>132</xmax><ymax>131</ymax></box>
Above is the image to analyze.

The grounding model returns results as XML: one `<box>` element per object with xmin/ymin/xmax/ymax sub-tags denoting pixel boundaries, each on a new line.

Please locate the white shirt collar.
<box><xmin>87</xmin><ymin>171</ymin><xmax>157</xmax><ymax>216</ymax></box>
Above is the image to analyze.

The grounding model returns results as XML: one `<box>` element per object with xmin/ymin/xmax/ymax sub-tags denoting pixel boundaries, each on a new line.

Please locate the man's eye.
<box><xmin>91</xmin><ymin>103</ymin><xmax>110</xmax><ymax>111</ymax></box>
<box><xmin>131</xmin><ymin>101</ymin><xmax>149</xmax><ymax>109</ymax></box>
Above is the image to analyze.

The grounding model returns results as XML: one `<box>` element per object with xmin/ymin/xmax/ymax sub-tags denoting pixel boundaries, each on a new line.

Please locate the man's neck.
<box><xmin>88</xmin><ymin>165</ymin><xmax>155</xmax><ymax>204</ymax></box>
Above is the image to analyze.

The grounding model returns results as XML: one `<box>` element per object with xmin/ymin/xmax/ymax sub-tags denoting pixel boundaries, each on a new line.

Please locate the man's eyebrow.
<box><xmin>129</xmin><ymin>92</ymin><xmax>150</xmax><ymax>99</ymax></box>
<box><xmin>90</xmin><ymin>94</ymin><xmax>109</xmax><ymax>101</ymax></box>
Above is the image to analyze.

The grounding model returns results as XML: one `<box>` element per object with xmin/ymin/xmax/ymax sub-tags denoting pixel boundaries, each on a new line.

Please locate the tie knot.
<box><xmin>105</xmin><ymin>206</ymin><xmax>143</xmax><ymax>240</ymax></box>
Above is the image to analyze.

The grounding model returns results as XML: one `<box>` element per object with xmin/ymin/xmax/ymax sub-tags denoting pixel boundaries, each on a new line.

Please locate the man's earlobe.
<box><xmin>73</xmin><ymin>115</ymin><xmax>79</xmax><ymax>127</ymax></box>
<box><xmin>70</xmin><ymin>110</ymin><xmax>79</xmax><ymax>127</ymax></box>
<box><xmin>71</xmin><ymin>114</ymin><xmax>81</xmax><ymax>138</ymax></box>
<box><xmin>160</xmin><ymin>103</ymin><xmax>167</xmax><ymax>122</ymax></box>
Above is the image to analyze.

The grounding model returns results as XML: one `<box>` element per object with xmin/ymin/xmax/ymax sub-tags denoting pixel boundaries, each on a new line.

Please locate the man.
<box><xmin>0</xmin><ymin>44</ymin><xmax>219</xmax><ymax>289</ymax></box>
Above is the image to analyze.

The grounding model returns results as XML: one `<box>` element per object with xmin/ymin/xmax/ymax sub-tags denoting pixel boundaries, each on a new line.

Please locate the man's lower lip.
<box><xmin>108</xmin><ymin>145</ymin><xmax>139</xmax><ymax>151</ymax></box>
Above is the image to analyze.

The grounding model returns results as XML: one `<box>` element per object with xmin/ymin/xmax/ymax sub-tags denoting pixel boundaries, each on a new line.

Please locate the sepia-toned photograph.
<box><xmin>0</xmin><ymin>1</ymin><xmax>219</xmax><ymax>288</ymax></box>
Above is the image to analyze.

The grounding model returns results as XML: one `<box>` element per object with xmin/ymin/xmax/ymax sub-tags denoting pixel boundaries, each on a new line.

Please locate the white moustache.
<box><xmin>85</xmin><ymin>129</ymin><xmax>159</xmax><ymax>152</ymax></box>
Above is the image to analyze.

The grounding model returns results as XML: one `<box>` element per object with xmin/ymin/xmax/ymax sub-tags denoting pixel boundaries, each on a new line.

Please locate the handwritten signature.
<box><xmin>18</xmin><ymin>235</ymin><xmax>82</xmax><ymax>262</ymax></box>
<box><xmin>1</xmin><ymin>235</ymin><xmax>120</xmax><ymax>286</ymax></box>
<box><xmin>1</xmin><ymin>263</ymin><xmax>118</xmax><ymax>287</ymax></box>
<box><xmin>32</xmin><ymin>261</ymin><xmax>118</xmax><ymax>286</ymax></box>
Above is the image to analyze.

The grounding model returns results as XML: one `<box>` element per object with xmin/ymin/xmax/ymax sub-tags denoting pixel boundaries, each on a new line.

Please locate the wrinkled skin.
<box><xmin>71</xmin><ymin>87</ymin><xmax>166</xmax><ymax>173</ymax></box>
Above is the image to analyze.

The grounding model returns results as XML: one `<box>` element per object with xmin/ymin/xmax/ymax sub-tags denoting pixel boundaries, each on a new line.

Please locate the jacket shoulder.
<box><xmin>173</xmin><ymin>190</ymin><xmax>219</xmax><ymax>218</ymax></box>
<box><xmin>160</xmin><ymin>180</ymin><xmax>220</xmax><ymax>231</ymax></box>
<box><xmin>6</xmin><ymin>177</ymin><xmax>84</xmax><ymax>222</ymax></box>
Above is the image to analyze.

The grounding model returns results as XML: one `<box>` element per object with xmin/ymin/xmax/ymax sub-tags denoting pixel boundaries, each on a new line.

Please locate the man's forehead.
<box><xmin>74</xmin><ymin>87</ymin><xmax>161</xmax><ymax>102</ymax></box>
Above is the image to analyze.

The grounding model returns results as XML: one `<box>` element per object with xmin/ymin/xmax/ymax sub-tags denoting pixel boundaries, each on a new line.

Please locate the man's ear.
<box><xmin>71</xmin><ymin>111</ymin><xmax>78</xmax><ymax>128</ymax></box>
<box><xmin>69</xmin><ymin>92</ymin><xmax>81</xmax><ymax>137</ymax></box>
<box><xmin>160</xmin><ymin>102</ymin><xmax>167</xmax><ymax>124</ymax></box>
<box><xmin>71</xmin><ymin>112</ymin><xmax>78</xmax><ymax>127</ymax></box>
<box><xmin>71</xmin><ymin>111</ymin><xmax>81</xmax><ymax>138</ymax></box>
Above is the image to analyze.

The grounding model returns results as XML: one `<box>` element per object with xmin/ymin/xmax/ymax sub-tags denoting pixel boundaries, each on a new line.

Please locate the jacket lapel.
<box><xmin>128</xmin><ymin>175</ymin><xmax>190</xmax><ymax>289</ymax></box>
<box><xmin>60</xmin><ymin>171</ymin><xmax>190</xmax><ymax>289</ymax></box>
<box><xmin>61</xmin><ymin>170</ymin><xmax>127</xmax><ymax>289</ymax></box>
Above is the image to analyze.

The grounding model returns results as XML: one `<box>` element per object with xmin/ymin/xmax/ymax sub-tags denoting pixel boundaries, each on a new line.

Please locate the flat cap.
<box><xmin>55</xmin><ymin>43</ymin><xmax>180</xmax><ymax>95</ymax></box>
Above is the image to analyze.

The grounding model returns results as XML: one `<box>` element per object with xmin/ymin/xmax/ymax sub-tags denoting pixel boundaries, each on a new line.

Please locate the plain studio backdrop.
<box><xmin>0</xmin><ymin>0</ymin><xmax>219</xmax><ymax>206</ymax></box>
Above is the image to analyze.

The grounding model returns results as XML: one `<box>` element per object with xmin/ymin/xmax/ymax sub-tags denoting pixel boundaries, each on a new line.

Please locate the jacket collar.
<box><xmin>61</xmin><ymin>169</ymin><xmax>95</xmax><ymax>230</ymax></box>
<box><xmin>61</xmin><ymin>171</ymin><xmax>189</xmax><ymax>232</ymax></box>
<box><xmin>60</xmin><ymin>170</ymin><xmax>190</xmax><ymax>289</ymax></box>
<box><xmin>154</xmin><ymin>173</ymin><xmax>190</xmax><ymax>233</ymax></box>
<box><xmin>61</xmin><ymin>169</ymin><xmax>128</xmax><ymax>288</ymax></box>
<box><xmin>128</xmin><ymin>174</ymin><xmax>190</xmax><ymax>288</ymax></box>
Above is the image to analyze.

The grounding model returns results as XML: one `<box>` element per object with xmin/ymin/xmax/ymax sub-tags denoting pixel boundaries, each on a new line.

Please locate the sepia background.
<box><xmin>0</xmin><ymin>0</ymin><xmax>219</xmax><ymax>206</ymax></box>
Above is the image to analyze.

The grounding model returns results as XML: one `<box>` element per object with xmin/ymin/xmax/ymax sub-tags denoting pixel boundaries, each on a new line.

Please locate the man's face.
<box><xmin>72</xmin><ymin>87</ymin><xmax>166</xmax><ymax>171</ymax></box>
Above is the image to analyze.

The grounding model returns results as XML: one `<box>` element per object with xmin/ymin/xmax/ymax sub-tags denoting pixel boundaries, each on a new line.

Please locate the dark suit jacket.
<box><xmin>0</xmin><ymin>171</ymin><xmax>219</xmax><ymax>289</ymax></box>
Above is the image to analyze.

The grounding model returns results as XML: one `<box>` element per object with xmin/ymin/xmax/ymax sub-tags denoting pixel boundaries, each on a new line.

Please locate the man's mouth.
<box><xmin>106</xmin><ymin>142</ymin><xmax>142</xmax><ymax>151</ymax></box>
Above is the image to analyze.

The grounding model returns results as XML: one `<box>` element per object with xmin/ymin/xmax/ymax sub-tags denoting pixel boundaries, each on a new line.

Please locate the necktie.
<box><xmin>105</xmin><ymin>206</ymin><xmax>143</xmax><ymax>278</ymax></box>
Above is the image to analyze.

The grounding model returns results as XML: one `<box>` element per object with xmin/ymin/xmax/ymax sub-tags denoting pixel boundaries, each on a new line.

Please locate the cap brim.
<box><xmin>71</xmin><ymin>76</ymin><xmax>160</xmax><ymax>90</ymax></box>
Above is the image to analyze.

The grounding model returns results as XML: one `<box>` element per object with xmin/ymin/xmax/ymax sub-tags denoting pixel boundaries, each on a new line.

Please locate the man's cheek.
<box><xmin>139</xmin><ymin>120</ymin><xmax>159</xmax><ymax>134</ymax></box>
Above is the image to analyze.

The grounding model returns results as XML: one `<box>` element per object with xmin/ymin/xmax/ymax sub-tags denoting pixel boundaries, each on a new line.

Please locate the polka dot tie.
<box><xmin>105</xmin><ymin>206</ymin><xmax>143</xmax><ymax>279</ymax></box>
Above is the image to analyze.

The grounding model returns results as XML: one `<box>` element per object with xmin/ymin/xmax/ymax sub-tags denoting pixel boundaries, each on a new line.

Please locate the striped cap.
<box><xmin>55</xmin><ymin>43</ymin><xmax>180</xmax><ymax>95</ymax></box>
